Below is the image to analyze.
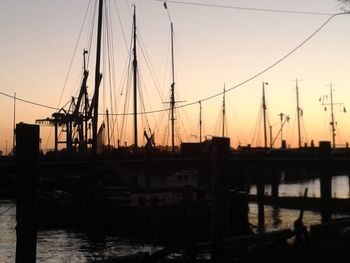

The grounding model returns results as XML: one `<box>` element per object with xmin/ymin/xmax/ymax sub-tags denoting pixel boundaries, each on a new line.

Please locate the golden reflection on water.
<box><xmin>1</xmin><ymin>176</ymin><xmax>350</xmax><ymax>262</ymax></box>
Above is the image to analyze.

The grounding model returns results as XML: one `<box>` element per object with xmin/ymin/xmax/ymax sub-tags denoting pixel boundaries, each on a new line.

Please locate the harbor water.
<box><xmin>1</xmin><ymin>175</ymin><xmax>349</xmax><ymax>262</ymax></box>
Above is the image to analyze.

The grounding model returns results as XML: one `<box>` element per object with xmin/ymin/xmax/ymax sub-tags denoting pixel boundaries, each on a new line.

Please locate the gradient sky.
<box><xmin>1</xmin><ymin>0</ymin><xmax>350</xmax><ymax>153</ymax></box>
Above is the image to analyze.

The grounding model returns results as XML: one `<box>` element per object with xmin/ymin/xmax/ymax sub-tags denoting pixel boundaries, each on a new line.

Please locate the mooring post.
<box><xmin>319</xmin><ymin>141</ymin><xmax>332</xmax><ymax>223</ymax></box>
<box><xmin>256</xmin><ymin>151</ymin><xmax>265</xmax><ymax>230</ymax></box>
<box><xmin>210</xmin><ymin>137</ymin><xmax>230</xmax><ymax>249</ymax></box>
<box><xmin>15</xmin><ymin>123</ymin><xmax>39</xmax><ymax>263</ymax></box>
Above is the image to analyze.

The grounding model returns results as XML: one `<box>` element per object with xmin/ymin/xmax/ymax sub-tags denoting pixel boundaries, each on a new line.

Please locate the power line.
<box><xmin>0</xmin><ymin>91</ymin><xmax>58</xmax><ymax>110</ymax></box>
<box><xmin>0</xmin><ymin>12</ymin><xmax>348</xmax><ymax>116</ymax></box>
<box><xmin>156</xmin><ymin>0</ymin><xmax>334</xmax><ymax>16</ymax></box>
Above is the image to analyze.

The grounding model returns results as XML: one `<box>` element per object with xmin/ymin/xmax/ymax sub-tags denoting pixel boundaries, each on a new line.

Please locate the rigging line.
<box><xmin>0</xmin><ymin>91</ymin><xmax>57</xmax><ymax>110</ymax></box>
<box><xmin>163</xmin><ymin>2</ymin><xmax>173</xmax><ymax>23</ymax></box>
<box><xmin>158</xmin><ymin>0</ymin><xmax>334</xmax><ymax>16</ymax></box>
<box><xmin>137</xmin><ymin>35</ymin><xmax>167</xmax><ymax>103</ymax></box>
<box><xmin>1</xmin><ymin>12</ymin><xmax>348</xmax><ymax>116</ymax></box>
<box><xmin>177</xmin><ymin>109</ymin><xmax>189</xmax><ymax>141</ymax></box>
<box><xmin>227</xmin><ymin>96</ymin><xmax>247</xmax><ymax>144</ymax></box>
<box><xmin>58</xmin><ymin>0</ymin><xmax>92</xmax><ymax>109</ymax></box>
<box><xmin>44</xmin><ymin>0</ymin><xmax>93</xmax><ymax>150</ymax></box>
<box><xmin>87</xmin><ymin>0</ymin><xmax>97</xmax><ymax>68</ymax></box>
<box><xmin>108</xmin><ymin>8</ymin><xmax>118</xmax><ymax>147</ymax></box>
<box><xmin>113</xmin><ymin>0</ymin><xmax>131</xmax><ymax>53</ymax></box>
<box><xmin>121</xmin><ymin>53</ymin><xmax>133</xmax><ymax>143</ymax></box>
<box><xmin>250</xmin><ymin>105</ymin><xmax>261</xmax><ymax>145</ymax></box>
<box><xmin>87</xmin><ymin>11</ymin><xmax>350</xmax><ymax>115</ymax></box>
<box><xmin>138</xmin><ymin>72</ymin><xmax>152</xmax><ymax>130</ymax></box>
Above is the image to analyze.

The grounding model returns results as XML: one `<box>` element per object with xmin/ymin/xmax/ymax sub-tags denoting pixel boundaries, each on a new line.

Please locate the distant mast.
<box><xmin>170</xmin><ymin>22</ymin><xmax>176</xmax><ymax>153</ymax></box>
<box><xmin>329</xmin><ymin>82</ymin><xmax>336</xmax><ymax>148</ymax></box>
<box><xmin>262</xmin><ymin>82</ymin><xmax>268</xmax><ymax>148</ymax></box>
<box><xmin>199</xmin><ymin>101</ymin><xmax>202</xmax><ymax>143</ymax></box>
<box><xmin>132</xmin><ymin>5</ymin><xmax>138</xmax><ymax>148</ymax></box>
<box><xmin>222</xmin><ymin>85</ymin><xmax>226</xmax><ymax>137</ymax></box>
<box><xmin>92</xmin><ymin>0</ymin><xmax>103</xmax><ymax>161</ymax></box>
<box><xmin>13</xmin><ymin>92</ymin><xmax>16</xmax><ymax>152</ymax></box>
<box><xmin>295</xmin><ymin>79</ymin><xmax>302</xmax><ymax>148</ymax></box>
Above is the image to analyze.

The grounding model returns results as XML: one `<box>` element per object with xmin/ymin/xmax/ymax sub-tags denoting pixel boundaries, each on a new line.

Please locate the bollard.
<box><xmin>319</xmin><ymin>141</ymin><xmax>332</xmax><ymax>223</ymax></box>
<box><xmin>15</xmin><ymin>123</ymin><xmax>39</xmax><ymax>263</ymax></box>
<box><xmin>256</xmin><ymin>152</ymin><xmax>265</xmax><ymax>230</ymax></box>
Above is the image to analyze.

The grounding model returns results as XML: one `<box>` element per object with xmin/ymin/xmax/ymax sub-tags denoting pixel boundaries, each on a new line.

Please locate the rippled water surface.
<box><xmin>0</xmin><ymin>200</ymin><xmax>160</xmax><ymax>263</ymax></box>
<box><xmin>1</xmin><ymin>176</ymin><xmax>350</xmax><ymax>262</ymax></box>
<box><xmin>250</xmin><ymin>175</ymin><xmax>350</xmax><ymax>198</ymax></box>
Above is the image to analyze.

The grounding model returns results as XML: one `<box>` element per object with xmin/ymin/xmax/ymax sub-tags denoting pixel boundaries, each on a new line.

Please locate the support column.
<box><xmin>256</xmin><ymin>152</ymin><xmax>265</xmax><ymax>230</ymax></box>
<box><xmin>210</xmin><ymin>137</ymin><xmax>230</xmax><ymax>246</ymax></box>
<box><xmin>319</xmin><ymin>141</ymin><xmax>332</xmax><ymax>223</ymax></box>
<box><xmin>15</xmin><ymin>123</ymin><xmax>40</xmax><ymax>263</ymax></box>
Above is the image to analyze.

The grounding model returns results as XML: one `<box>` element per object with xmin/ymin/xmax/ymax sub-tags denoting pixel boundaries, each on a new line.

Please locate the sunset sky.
<box><xmin>1</xmin><ymin>0</ymin><xmax>350</xmax><ymax>153</ymax></box>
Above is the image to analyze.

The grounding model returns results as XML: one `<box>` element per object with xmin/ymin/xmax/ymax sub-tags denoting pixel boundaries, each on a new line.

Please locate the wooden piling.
<box><xmin>15</xmin><ymin>123</ymin><xmax>39</xmax><ymax>263</ymax></box>
<box><xmin>319</xmin><ymin>141</ymin><xmax>332</xmax><ymax>223</ymax></box>
<box><xmin>210</xmin><ymin>137</ymin><xmax>230</xmax><ymax>247</ymax></box>
<box><xmin>256</xmin><ymin>152</ymin><xmax>265</xmax><ymax>230</ymax></box>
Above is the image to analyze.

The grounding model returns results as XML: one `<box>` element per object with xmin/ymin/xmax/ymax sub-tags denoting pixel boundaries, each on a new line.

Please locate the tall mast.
<box><xmin>330</xmin><ymin>82</ymin><xmax>336</xmax><ymax>148</ymax></box>
<box><xmin>92</xmin><ymin>0</ymin><xmax>103</xmax><ymax>161</ymax></box>
<box><xmin>269</xmin><ymin>125</ymin><xmax>273</xmax><ymax>148</ymax></box>
<box><xmin>84</xmin><ymin>50</ymin><xmax>89</xmax><ymax>153</ymax></box>
<box><xmin>296</xmin><ymin>79</ymin><xmax>302</xmax><ymax>148</ymax></box>
<box><xmin>279</xmin><ymin>113</ymin><xmax>284</xmax><ymax>148</ymax></box>
<box><xmin>13</xmin><ymin>92</ymin><xmax>16</xmax><ymax>152</ymax></box>
<box><xmin>170</xmin><ymin>22</ymin><xmax>176</xmax><ymax>153</ymax></box>
<box><xmin>199</xmin><ymin>101</ymin><xmax>202</xmax><ymax>143</ymax></box>
<box><xmin>133</xmin><ymin>5</ymin><xmax>138</xmax><ymax>148</ymax></box>
<box><xmin>262</xmin><ymin>82</ymin><xmax>268</xmax><ymax>148</ymax></box>
<box><xmin>106</xmin><ymin>109</ymin><xmax>110</xmax><ymax>148</ymax></box>
<box><xmin>222</xmin><ymin>85</ymin><xmax>226</xmax><ymax>137</ymax></box>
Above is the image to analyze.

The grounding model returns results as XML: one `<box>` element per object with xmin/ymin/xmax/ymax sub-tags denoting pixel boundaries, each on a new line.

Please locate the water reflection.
<box><xmin>1</xmin><ymin>174</ymin><xmax>350</xmax><ymax>263</ymax></box>
<box><xmin>0</xmin><ymin>200</ymin><xmax>160</xmax><ymax>263</ymax></box>
<box><xmin>272</xmin><ymin>208</ymin><xmax>282</xmax><ymax>228</ymax></box>
<box><xmin>248</xmin><ymin>203</ymin><xmax>322</xmax><ymax>232</ymax></box>
<box><xmin>250</xmin><ymin>175</ymin><xmax>350</xmax><ymax>198</ymax></box>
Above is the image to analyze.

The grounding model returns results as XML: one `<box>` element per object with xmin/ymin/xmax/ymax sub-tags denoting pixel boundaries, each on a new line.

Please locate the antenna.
<box><xmin>321</xmin><ymin>82</ymin><xmax>345</xmax><ymax>149</ymax></box>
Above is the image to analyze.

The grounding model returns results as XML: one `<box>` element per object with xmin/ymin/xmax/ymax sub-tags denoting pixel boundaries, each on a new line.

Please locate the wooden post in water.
<box><xmin>15</xmin><ymin>123</ymin><xmax>40</xmax><ymax>263</ymax></box>
<box><xmin>210</xmin><ymin>137</ymin><xmax>230</xmax><ymax>248</ymax></box>
<box><xmin>319</xmin><ymin>141</ymin><xmax>332</xmax><ymax>223</ymax></box>
<box><xmin>256</xmin><ymin>152</ymin><xmax>265</xmax><ymax>230</ymax></box>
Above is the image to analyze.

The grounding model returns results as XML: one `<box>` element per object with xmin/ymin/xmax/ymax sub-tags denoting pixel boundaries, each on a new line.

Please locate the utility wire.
<box><xmin>0</xmin><ymin>91</ymin><xmax>58</xmax><ymax>110</ymax></box>
<box><xmin>0</xmin><ymin>12</ymin><xmax>349</xmax><ymax>116</ymax></box>
<box><xmin>157</xmin><ymin>0</ymin><xmax>334</xmax><ymax>16</ymax></box>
